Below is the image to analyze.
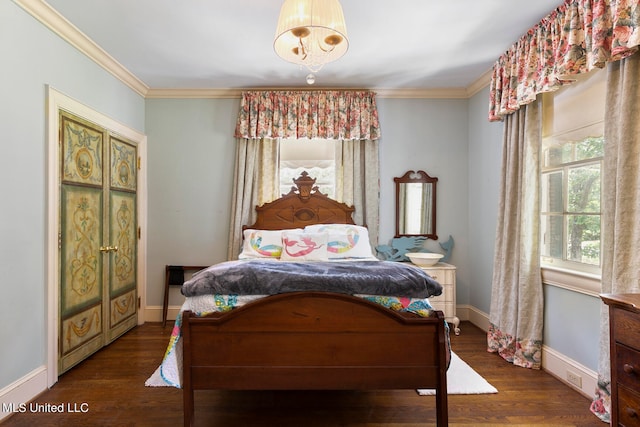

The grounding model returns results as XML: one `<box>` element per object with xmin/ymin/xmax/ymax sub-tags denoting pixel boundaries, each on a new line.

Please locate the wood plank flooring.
<box><xmin>1</xmin><ymin>321</ymin><xmax>603</xmax><ymax>426</ymax></box>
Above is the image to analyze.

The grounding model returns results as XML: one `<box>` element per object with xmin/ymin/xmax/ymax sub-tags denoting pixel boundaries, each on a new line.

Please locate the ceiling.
<box><xmin>42</xmin><ymin>0</ymin><xmax>563</xmax><ymax>93</ymax></box>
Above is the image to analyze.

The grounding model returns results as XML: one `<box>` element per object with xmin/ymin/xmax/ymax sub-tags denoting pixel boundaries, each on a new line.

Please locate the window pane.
<box><xmin>541</xmin><ymin>214</ymin><xmax>563</xmax><ymax>258</ymax></box>
<box><xmin>566</xmin><ymin>214</ymin><xmax>601</xmax><ymax>265</ymax></box>
<box><xmin>541</xmin><ymin>171</ymin><xmax>563</xmax><ymax>213</ymax></box>
<box><xmin>545</xmin><ymin>144</ymin><xmax>572</xmax><ymax>167</ymax></box>
<box><xmin>576</xmin><ymin>136</ymin><xmax>604</xmax><ymax>161</ymax></box>
<box><xmin>567</xmin><ymin>163</ymin><xmax>600</xmax><ymax>213</ymax></box>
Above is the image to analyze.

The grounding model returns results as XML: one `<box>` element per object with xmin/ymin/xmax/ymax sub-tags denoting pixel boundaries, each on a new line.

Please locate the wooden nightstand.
<box><xmin>601</xmin><ymin>293</ymin><xmax>640</xmax><ymax>426</ymax></box>
<box><xmin>420</xmin><ymin>263</ymin><xmax>460</xmax><ymax>335</ymax></box>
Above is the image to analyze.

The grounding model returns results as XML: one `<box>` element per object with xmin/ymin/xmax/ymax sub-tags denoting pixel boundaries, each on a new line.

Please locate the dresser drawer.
<box><xmin>430</xmin><ymin>301</ymin><xmax>453</xmax><ymax>316</ymax></box>
<box><xmin>613</xmin><ymin>308</ymin><xmax>640</xmax><ymax>351</ymax></box>
<box><xmin>429</xmin><ymin>285</ymin><xmax>453</xmax><ymax>303</ymax></box>
<box><xmin>422</xmin><ymin>268</ymin><xmax>454</xmax><ymax>285</ymax></box>
<box><xmin>618</xmin><ymin>384</ymin><xmax>640</xmax><ymax>427</ymax></box>
<box><xmin>421</xmin><ymin>263</ymin><xmax>459</xmax><ymax>334</ymax></box>
<box><xmin>601</xmin><ymin>294</ymin><xmax>640</xmax><ymax>427</ymax></box>
<box><xmin>616</xmin><ymin>343</ymin><xmax>640</xmax><ymax>391</ymax></box>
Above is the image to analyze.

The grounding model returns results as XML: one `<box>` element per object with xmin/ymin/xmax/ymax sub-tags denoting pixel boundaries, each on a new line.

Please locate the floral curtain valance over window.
<box><xmin>489</xmin><ymin>0</ymin><xmax>640</xmax><ymax>121</ymax></box>
<box><xmin>234</xmin><ymin>90</ymin><xmax>381</xmax><ymax>141</ymax></box>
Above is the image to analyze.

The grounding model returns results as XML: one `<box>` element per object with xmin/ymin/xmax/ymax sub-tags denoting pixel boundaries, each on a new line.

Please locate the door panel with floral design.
<box><xmin>59</xmin><ymin>113</ymin><xmax>137</xmax><ymax>373</ymax></box>
<box><xmin>107</xmin><ymin>138</ymin><xmax>137</xmax><ymax>340</ymax></box>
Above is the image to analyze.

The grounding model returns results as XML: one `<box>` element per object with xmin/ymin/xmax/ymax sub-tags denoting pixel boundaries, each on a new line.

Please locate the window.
<box><xmin>541</xmin><ymin>134</ymin><xmax>603</xmax><ymax>274</ymax></box>
<box><xmin>540</xmin><ymin>69</ymin><xmax>606</xmax><ymax>293</ymax></box>
<box><xmin>279</xmin><ymin>139</ymin><xmax>336</xmax><ymax>197</ymax></box>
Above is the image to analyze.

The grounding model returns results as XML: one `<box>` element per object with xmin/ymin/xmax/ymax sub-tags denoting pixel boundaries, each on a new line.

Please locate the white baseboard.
<box><xmin>542</xmin><ymin>345</ymin><xmax>597</xmax><ymax>398</ymax></box>
<box><xmin>0</xmin><ymin>366</ymin><xmax>48</xmax><ymax>422</ymax></box>
<box><xmin>143</xmin><ymin>305</ymin><xmax>181</xmax><ymax>323</ymax></box>
<box><xmin>457</xmin><ymin>304</ymin><xmax>491</xmax><ymax>332</ymax></box>
<box><xmin>456</xmin><ymin>304</ymin><xmax>597</xmax><ymax>398</ymax></box>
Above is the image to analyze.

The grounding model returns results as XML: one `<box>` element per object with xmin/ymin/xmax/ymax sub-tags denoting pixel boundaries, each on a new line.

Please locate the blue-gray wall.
<box><xmin>145</xmin><ymin>98</ymin><xmax>239</xmax><ymax>306</ymax></box>
<box><xmin>377</xmin><ymin>98</ymin><xmax>470</xmax><ymax>304</ymax></box>
<box><xmin>0</xmin><ymin>1</ymin><xmax>144</xmax><ymax>389</ymax></box>
<box><xmin>467</xmin><ymin>87</ymin><xmax>503</xmax><ymax>314</ymax></box>
<box><xmin>1</xmin><ymin>0</ymin><xmax>602</xmax><ymax>401</ymax></box>
<box><xmin>544</xmin><ymin>286</ymin><xmax>601</xmax><ymax>370</ymax></box>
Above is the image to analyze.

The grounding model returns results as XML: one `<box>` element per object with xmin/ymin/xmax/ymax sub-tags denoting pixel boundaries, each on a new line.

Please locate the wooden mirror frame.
<box><xmin>394</xmin><ymin>170</ymin><xmax>438</xmax><ymax>240</ymax></box>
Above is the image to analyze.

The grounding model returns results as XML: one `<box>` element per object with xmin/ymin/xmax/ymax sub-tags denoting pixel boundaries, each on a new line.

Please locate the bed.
<box><xmin>147</xmin><ymin>172</ymin><xmax>450</xmax><ymax>427</ymax></box>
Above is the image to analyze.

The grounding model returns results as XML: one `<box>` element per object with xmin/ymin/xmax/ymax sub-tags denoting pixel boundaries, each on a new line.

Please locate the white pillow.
<box><xmin>303</xmin><ymin>224</ymin><xmax>376</xmax><ymax>260</ymax></box>
<box><xmin>280</xmin><ymin>231</ymin><xmax>329</xmax><ymax>262</ymax></box>
<box><xmin>238</xmin><ymin>229</ymin><xmax>302</xmax><ymax>259</ymax></box>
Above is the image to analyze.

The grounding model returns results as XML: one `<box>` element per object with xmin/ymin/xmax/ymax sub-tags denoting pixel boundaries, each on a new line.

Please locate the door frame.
<box><xmin>45</xmin><ymin>86</ymin><xmax>147</xmax><ymax>387</ymax></box>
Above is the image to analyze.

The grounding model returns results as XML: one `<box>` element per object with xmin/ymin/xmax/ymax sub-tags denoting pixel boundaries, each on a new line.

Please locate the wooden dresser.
<box><xmin>601</xmin><ymin>293</ymin><xmax>640</xmax><ymax>427</ymax></box>
<box><xmin>420</xmin><ymin>263</ymin><xmax>460</xmax><ymax>335</ymax></box>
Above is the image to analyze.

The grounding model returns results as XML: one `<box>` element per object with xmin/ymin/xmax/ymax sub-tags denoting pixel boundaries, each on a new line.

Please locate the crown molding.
<box><xmin>15</xmin><ymin>0</ymin><xmax>149</xmax><ymax>97</ymax></box>
<box><xmin>17</xmin><ymin>0</ymin><xmax>491</xmax><ymax>100</ymax></box>
<box><xmin>146</xmin><ymin>87</ymin><xmax>482</xmax><ymax>99</ymax></box>
<box><xmin>466</xmin><ymin>68</ymin><xmax>493</xmax><ymax>97</ymax></box>
<box><xmin>145</xmin><ymin>87</ymin><xmax>389</xmax><ymax>99</ymax></box>
<box><xmin>374</xmin><ymin>87</ymin><xmax>469</xmax><ymax>99</ymax></box>
<box><xmin>145</xmin><ymin>86</ymin><xmax>489</xmax><ymax>99</ymax></box>
<box><xmin>145</xmin><ymin>88</ymin><xmax>243</xmax><ymax>99</ymax></box>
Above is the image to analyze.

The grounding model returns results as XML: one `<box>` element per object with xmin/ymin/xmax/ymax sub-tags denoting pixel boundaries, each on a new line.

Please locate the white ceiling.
<box><xmin>43</xmin><ymin>0</ymin><xmax>563</xmax><ymax>92</ymax></box>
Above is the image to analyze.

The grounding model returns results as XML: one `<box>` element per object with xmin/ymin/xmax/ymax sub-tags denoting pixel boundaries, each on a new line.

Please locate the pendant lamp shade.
<box><xmin>274</xmin><ymin>0</ymin><xmax>349</xmax><ymax>73</ymax></box>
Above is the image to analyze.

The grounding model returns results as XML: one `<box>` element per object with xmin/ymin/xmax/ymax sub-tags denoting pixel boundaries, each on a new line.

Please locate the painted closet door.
<box><xmin>106</xmin><ymin>136</ymin><xmax>138</xmax><ymax>341</ymax></box>
<box><xmin>59</xmin><ymin>112</ymin><xmax>138</xmax><ymax>373</ymax></box>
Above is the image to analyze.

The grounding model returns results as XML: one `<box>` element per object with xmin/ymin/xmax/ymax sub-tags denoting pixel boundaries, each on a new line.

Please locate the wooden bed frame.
<box><xmin>180</xmin><ymin>172</ymin><xmax>449</xmax><ymax>426</ymax></box>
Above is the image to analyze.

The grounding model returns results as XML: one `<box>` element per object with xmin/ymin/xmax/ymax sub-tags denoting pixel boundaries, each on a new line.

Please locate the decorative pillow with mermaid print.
<box><xmin>303</xmin><ymin>224</ymin><xmax>377</xmax><ymax>260</ymax></box>
<box><xmin>238</xmin><ymin>228</ymin><xmax>302</xmax><ymax>259</ymax></box>
<box><xmin>280</xmin><ymin>231</ymin><xmax>329</xmax><ymax>261</ymax></box>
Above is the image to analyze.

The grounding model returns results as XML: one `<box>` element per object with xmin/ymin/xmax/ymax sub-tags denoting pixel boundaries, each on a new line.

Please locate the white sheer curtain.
<box><xmin>334</xmin><ymin>139</ymin><xmax>380</xmax><ymax>248</ymax></box>
<box><xmin>227</xmin><ymin>138</ymin><xmax>279</xmax><ymax>260</ymax></box>
<box><xmin>590</xmin><ymin>52</ymin><xmax>640</xmax><ymax>423</ymax></box>
<box><xmin>487</xmin><ymin>99</ymin><xmax>545</xmax><ymax>369</ymax></box>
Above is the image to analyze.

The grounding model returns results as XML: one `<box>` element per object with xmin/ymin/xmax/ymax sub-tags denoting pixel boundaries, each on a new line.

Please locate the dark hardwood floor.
<box><xmin>1</xmin><ymin>321</ymin><xmax>602</xmax><ymax>426</ymax></box>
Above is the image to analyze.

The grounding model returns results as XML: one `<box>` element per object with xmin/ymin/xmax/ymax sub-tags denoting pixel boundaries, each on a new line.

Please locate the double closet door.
<box><xmin>59</xmin><ymin>111</ymin><xmax>139</xmax><ymax>373</ymax></box>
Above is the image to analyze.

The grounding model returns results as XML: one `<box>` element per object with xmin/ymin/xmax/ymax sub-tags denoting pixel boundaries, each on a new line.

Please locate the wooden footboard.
<box><xmin>182</xmin><ymin>292</ymin><xmax>449</xmax><ymax>427</ymax></box>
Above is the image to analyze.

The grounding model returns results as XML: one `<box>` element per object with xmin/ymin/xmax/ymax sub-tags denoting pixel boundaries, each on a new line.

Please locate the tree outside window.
<box><xmin>541</xmin><ymin>136</ymin><xmax>603</xmax><ymax>272</ymax></box>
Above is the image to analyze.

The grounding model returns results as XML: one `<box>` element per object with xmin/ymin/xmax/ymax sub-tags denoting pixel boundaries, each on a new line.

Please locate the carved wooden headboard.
<box><xmin>244</xmin><ymin>172</ymin><xmax>356</xmax><ymax>230</ymax></box>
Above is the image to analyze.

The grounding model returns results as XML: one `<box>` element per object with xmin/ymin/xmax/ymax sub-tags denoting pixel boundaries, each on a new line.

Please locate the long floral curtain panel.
<box><xmin>234</xmin><ymin>90</ymin><xmax>381</xmax><ymax>141</ymax></box>
<box><xmin>489</xmin><ymin>0</ymin><xmax>640</xmax><ymax>121</ymax></box>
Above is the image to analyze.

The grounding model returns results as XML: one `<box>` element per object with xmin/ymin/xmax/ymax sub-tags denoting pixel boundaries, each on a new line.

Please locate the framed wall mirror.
<box><xmin>394</xmin><ymin>170</ymin><xmax>438</xmax><ymax>239</ymax></box>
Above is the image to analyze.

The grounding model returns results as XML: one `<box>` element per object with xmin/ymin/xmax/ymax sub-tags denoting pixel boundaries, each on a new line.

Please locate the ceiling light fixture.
<box><xmin>274</xmin><ymin>0</ymin><xmax>349</xmax><ymax>74</ymax></box>
<box><xmin>306</xmin><ymin>73</ymin><xmax>316</xmax><ymax>85</ymax></box>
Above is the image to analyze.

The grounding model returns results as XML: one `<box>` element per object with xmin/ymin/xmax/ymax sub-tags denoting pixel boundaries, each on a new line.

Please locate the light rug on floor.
<box><xmin>417</xmin><ymin>351</ymin><xmax>498</xmax><ymax>395</ymax></box>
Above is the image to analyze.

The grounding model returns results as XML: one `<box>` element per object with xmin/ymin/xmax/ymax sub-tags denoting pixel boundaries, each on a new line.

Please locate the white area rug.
<box><xmin>417</xmin><ymin>351</ymin><xmax>498</xmax><ymax>395</ymax></box>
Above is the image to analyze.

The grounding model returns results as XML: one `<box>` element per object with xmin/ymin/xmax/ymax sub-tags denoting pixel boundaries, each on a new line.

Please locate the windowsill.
<box><xmin>541</xmin><ymin>265</ymin><xmax>601</xmax><ymax>297</ymax></box>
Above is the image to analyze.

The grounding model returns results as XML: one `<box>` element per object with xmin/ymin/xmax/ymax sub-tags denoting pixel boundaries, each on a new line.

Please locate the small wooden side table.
<box><xmin>163</xmin><ymin>265</ymin><xmax>208</xmax><ymax>327</ymax></box>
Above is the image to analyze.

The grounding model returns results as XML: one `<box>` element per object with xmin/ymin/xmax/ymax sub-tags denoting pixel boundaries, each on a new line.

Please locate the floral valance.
<box><xmin>234</xmin><ymin>90</ymin><xmax>381</xmax><ymax>140</ymax></box>
<box><xmin>489</xmin><ymin>0</ymin><xmax>640</xmax><ymax>121</ymax></box>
